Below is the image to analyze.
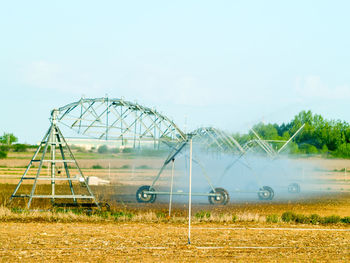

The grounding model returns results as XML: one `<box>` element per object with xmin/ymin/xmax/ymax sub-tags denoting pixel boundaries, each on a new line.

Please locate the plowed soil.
<box><xmin>1</xmin><ymin>222</ymin><xmax>349</xmax><ymax>262</ymax></box>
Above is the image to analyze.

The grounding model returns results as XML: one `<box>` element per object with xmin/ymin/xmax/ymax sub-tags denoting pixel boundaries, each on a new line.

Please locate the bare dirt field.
<box><xmin>1</xmin><ymin>222</ymin><xmax>350</xmax><ymax>262</ymax></box>
<box><xmin>1</xmin><ymin>154</ymin><xmax>350</xmax><ymax>262</ymax></box>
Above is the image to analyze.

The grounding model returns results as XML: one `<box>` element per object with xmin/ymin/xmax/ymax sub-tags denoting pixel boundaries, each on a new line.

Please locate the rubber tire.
<box><xmin>288</xmin><ymin>183</ymin><xmax>300</xmax><ymax>194</ymax></box>
<box><xmin>258</xmin><ymin>186</ymin><xmax>274</xmax><ymax>200</ymax></box>
<box><xmin>136</xmin><ymin>185</ymin><xmax>157</xmax><ymax>203</ymax></box>
<box><xmin>208</xmin><ymin>187</ymin><xmax>230</xmax><ymax>205</ymax></box>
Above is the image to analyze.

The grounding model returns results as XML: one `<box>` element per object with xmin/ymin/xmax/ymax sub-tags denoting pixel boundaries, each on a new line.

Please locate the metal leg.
<box><xmin>150</xmin><ymin>141</ymin><xmax>188</xmax><ymax>188</ymax></box>
<box><xmin>10</xmin><ymin>127</ymin><xmax>50</xmax><ymax>201</ymax></box>
<box><xmin>12</xmin><ymin>122</ymin><xmax>100</xmax><ymax>209</ymax></box>
<box><xmin>188</xmin><ymin>139</ymin><xmax>193</xmax><ymax>245</ymax></box>
<box><xmin>51</xmin><ymin>128</ymin><xmax>56</xmax><ymax>203</ymax></box>
<box><xmin>168</xmin><ymin>159</ymin><xmax>175</xmax><ymax>217</ymax></box>
<box><xmin>27</xmin><ymin>125</ymin><xmax>54</xmax><ymax>208</ymax></box>
<box><xmin>55</xmin><ymin>127</ymin><xmax>76</xmax><ymax>203</ymax></box>
<box><xmin>56</xmin><ymin>126</ymin><xmax>100</xmax><ymax>208</ymax></box>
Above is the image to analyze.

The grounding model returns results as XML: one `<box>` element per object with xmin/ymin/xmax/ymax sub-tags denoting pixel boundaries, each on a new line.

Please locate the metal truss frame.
<box><xmin>217</xmin><ymin>124</ymin><xmax>306</xmax><ymax>195</ymax></box>
<box><xmin>10</xmin><ymin>112</ymin><xmax>99</xmax><ymax>209</ymax></box>
<box><xmin>243</xmin><ymin>124</ymin><xmax>306</xmax><ymax>158</ymax></box>
<box><xmin>191</xmin><ymin>127</ymin><xmax>244</xmax><ymax>154</ymax></box>
<box><xmin>55</xmin><ymin>97</ymin><xmax>186</xmax><ymax>146</ymax></box>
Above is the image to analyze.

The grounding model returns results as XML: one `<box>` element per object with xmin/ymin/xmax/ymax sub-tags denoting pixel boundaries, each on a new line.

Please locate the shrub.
<box><xmin>120</xmin><ymin>164</ymin><xmax>131</xmax><ymax>169</ymax></box>
<box><xmin>75</xmin><ymin>146</ymin><xmax>87</xmax><ymax>153</ymax></box>
<box><xmin>122</xmin><ymin>147</ymin><xmax>133</xmax><ymax>153</ymax></box>
<box><xmin>97</xmin><ymin>145</ymin><xmax>108</xmax><ymax>154</ymax></box>
<box><xmin>137</xmin><ymin>148</ymin><xmax>169</xmax><ymax>157</ymax></box>
<box><xmin>298</xmin><ymin>143</ymin><xmax>319</xmax><ymax>155</ymax></box>
<box><xmin>11</xmin><ymin>207</ymin><xmax>24</xmax><ymax>213</ymax></box>
<box><xmin>195</xmin><ymin>211</ymin><xmax>211</xmax><ymax>220</ymax></box>
<box><xmin>310</xmin><ymin>214</ymin><xmax>321</xmax><ymax>225</ymax></box>
<box><xmin>288</xmin><ymin>142</ymin><xmax>299</xmax><ymax>154</ymax></box>
<box><xmin>0</xmin><ymin>145</ymin><xmax>10</xmax><ymax>152</ymax></box>
<box><xmin>205</xmin><ymin>211</ymin><xmax>211</xmax><ymax>219</ymax></box>
<box><xmin>334</xmin><ymin>143</ymin><xmax>350</xmax><ymax>158</ymax></box>
<box><xmin>136</xmin><ymin>165</ymin><xmax>151</xmax><ymax>169</ymax></box>
<box><xmin>321</xmin><ymin>144</ymin><xmax>329</xmax><ymax>154</ymax></box>
<box><xmin>12</xmin><ymin>144</ymin><xmax>28</xmax><ymax>152</ymax></box>
<box><xmin>294</xmin><ymin>214</ymin><xmax>310</xmax><ymax>224</ymax></box>
<box><xmin>156</xmin><ymin>211</ymin><xmax>166</xmax><ymax>218</ymax></box>
<box><xmin>281</xmin><ymin>211</ymin><xmax>296</xmax><ymax>222</ymax></box>
<box><xmin>110</xmin><ymin>147</ymin><xmax>120</xmax><ymax>153</ymax></box>
<box><xmin>111</xmin><ymin>211</ymin><xmax>134</xmax><ymax>220</ymax></box>
<box><xmin>0</xmin><ymin>151</ymin><xmax>7</xmax><ymax>159</ymax></box>
<box><xmin>266</xmin><ymin>214</ymin><xmax>279</xmax><ymax>223</ymax></box>
<box><xmin>232</xmin><ymin>214</ymin><xmax>238</xmax><ymax>222</ymax></box>
<box><xmin>322</xmin><ymin>215</ymin><xmax>341</xmax><ymax>224</ymax></box>
<box><xmin>92</xmin><ymin>164</ymin><xmax>103</xmax><ymax>169</ymax></box>
<box><xmin>341</xmin><ymin>217</ymin><xmax>350</xmax><ymax>224</ymax></box>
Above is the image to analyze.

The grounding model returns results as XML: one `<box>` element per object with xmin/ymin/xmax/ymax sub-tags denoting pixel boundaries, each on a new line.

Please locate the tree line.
<box><xmin>233</xmin><ymin>110</ymin><xmax>350</xmax><ymax>158</ymax></box>
<box><xmin>2</xmin><ymin>110</ymin><xmax>350</xmax><ymax>159</ymax></box>
<box><xmin>0</xmin><ymin>133</ymin><xmax>30</xmax><ymax>158</ymax></box>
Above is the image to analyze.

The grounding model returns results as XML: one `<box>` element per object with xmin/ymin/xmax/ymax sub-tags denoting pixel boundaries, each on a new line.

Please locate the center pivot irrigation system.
<box><xmin>10</xmin><ymin>97</ymin><xmax>304</xmax><ymax>208</ymax></box>
<box><xmin>138</xmin><ymin>124</ymin><xmax>305</xmax><ymax>206</ymax></box>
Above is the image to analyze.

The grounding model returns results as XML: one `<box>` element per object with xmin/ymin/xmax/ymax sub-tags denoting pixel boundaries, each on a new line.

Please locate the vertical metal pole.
<box><xmin>108</xmin><ymin>162</ymin><xmax>111</xmax><ymax>180</ymax></box>
<box><xmin>139</xmin><ymin>119</ymin><xmax>141</xmax><ymax>149</ymax></box>
<box><xmin>188</xmin><ymin>139</ymin><xmax>193</xmax><ymax>245</ymax></box>
<box><xmin>133</xmin><ymin>115</ymin><xmax>137</xmax><ymax>148</ymax></box>
<box><xmin>168</xmin><ymin>159</ymin><xmax>175</xmax><ymax>217</ymax></box>
<box><xmin>106</xmin><ymin>96</ymin><xmax>109</xmax><ymax>140</ymax></box>
<box><xmin>154</xmin><ymin>115</ymin><xmax>156</xmax><ymax>149</ymax></box>
<box><xmin>56</xmin><ymin>129</ymin><xmax>76</xmax><ymax>202</ymax></box>
<box><xmin>51</xmin><ymin>128</ymin><xmax>56</xmax><ymax>202</ymax></box>
<box><xmin>120</xmin><ymin>105</ymin><xmax>123</xmax><ymax>146</ymax></box>
<box><xmin>51</xmin><ymin>111</ymin><xmax>59</xmax><ymax>203</ymax></box>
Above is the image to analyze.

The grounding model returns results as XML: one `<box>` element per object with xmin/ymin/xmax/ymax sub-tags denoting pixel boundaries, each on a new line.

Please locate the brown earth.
<box><xmin>1</xmin><ymin>155</ymin><xmax>350</xmax><ymax>262</ymax></box>
<box><xmin>0</xmin><ymin>222</ymin><xmax>349</xmax><ymax>262</ymax></box>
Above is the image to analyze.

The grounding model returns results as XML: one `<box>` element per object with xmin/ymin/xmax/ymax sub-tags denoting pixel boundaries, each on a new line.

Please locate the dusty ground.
<box><xmin>0</xmin><ymin>222</ymin><xmax>349</xmax><ymax>262</ymax></box>
<box><xmin>1</xmin><ymin>155</ymin><xmax>350</xmax><ymax>262</ymax></box>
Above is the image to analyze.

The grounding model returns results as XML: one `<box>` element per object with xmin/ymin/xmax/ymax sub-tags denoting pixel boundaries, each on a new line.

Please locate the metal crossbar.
<box><xmin>10</xmin><ymin>115</ymin><xmax>100</xmax><ymax>209</ymax></box>
<box><xmin>54</xmin><ymin>97</ymin><xmax>186</xmax><ymax>146</ymax></box>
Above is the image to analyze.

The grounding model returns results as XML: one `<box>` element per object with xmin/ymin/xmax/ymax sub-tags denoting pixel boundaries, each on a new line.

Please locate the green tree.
<box><xmin>0</xmin><ymin>151</ymin><xmax>7</xmax><ymax>159</ymax></box>
<box><xmin>334</xmin><ymin>143</ymin><xmax>350</xmax><ymax>158</ymax></box>
<box><xmin>250</xmin><ymin>123</ymin><xmax>280</xmax><ymax>140</ymax></box>
<box><xmin>321</xmin><ymin>144</ymin><xmax>329</xmax><ymax>154</ymax></box>
<box><xmin>0</xmin><ymin>133</ymin><xmax>18</xmax><ymax>145</ymax></box>
<box><xmin>232</xmin><ymin>110</ymin><xmax>350</xmax><ymax>158</ymax></box>
<box><xmin>97</xmin><ymin>145</ymin><xmax>108</xmax><ymax>154</ymax></box>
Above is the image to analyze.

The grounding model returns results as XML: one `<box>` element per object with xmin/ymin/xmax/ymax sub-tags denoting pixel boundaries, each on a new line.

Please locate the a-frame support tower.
<box><xmin>10</xmin><ymin>110</ymin><xmax>99</xmax><ymax>209</ymax></box>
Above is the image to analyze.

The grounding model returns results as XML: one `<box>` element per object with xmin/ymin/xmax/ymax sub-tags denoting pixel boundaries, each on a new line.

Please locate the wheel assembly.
<box><xmin>208</xmin><ymin>187</ymin><xmax>230</xmax><ymax>205</ymax></box>
<box><xmin>258</xmin><ymin>186</ymin><xmax>274</xmax><ymax>200</ymax></box>
<box><xmin>288</xmin><ymin>183</ymin><xmax>300</xmax><ymax>194</ymax></box>
<box><xmin>136</xmin><ymin>185</ymin><xmax>157</xmax><ymax>203</ymax></box>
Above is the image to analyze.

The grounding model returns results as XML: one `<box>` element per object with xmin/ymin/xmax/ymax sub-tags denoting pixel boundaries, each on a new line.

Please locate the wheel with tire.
<box><xmin>258</xmin><ymin>186</ymin><xmax>274</xmax><ymax>200</ymax></box>
<box><xmin>208</xmin><ymin>187</ymin><xmax>230</xmax><ymax>205</ymax></box>
<box><xmin>136</xmin><ymin>185</ymin><xmax>157</xmax><ymax>203</ymax></box>
<box><xmin>288</xmin><ymin>183</ymin><xmax>300</xmax><ymax>194</ymax></box>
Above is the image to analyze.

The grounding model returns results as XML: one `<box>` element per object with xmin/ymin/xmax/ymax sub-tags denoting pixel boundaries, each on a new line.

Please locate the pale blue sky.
<box><xmin>1</xmin><ymin>1</ymin><xmax>350</xmax><ymax>143</ymax></box>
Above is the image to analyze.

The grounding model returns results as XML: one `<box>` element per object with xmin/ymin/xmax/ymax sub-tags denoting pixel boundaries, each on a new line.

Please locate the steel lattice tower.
<box><xmin>10</xmin><ymin>110</ymin><xmax>99</xmax><ymax>209</ymax></box>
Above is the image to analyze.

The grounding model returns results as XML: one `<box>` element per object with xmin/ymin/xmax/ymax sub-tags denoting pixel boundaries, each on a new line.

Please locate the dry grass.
<box><xmin>0</xmin><ymin>206</ymin><xmax>256</xmax><ymax>224</ymax></box>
